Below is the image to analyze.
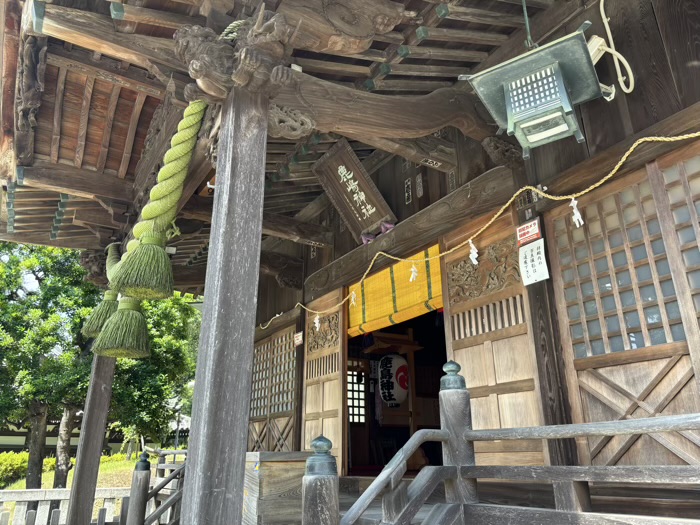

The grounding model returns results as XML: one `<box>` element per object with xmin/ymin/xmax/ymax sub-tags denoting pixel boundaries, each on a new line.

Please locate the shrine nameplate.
<box><xmin>312</xmin><ymin>139</ymin><xmax>396</xmax><ymax>243</ymax></box>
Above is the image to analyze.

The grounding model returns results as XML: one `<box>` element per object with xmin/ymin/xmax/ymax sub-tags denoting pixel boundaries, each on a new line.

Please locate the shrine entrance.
<box><xmin>346</xmin><ymin>311</ymin><xmax>447</xmax><ymax>476</ymax></box>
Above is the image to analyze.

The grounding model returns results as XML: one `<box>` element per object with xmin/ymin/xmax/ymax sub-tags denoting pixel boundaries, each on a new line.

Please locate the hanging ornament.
<box><xmin>313</xmin><ymin>314</ymin><xmax>321</xmax><ymax>332</ymax></box>
<box><xmin>570</xmin><ymin>198</ymin><xmax>584</xmax><ymax>228</ymax></box>
<box><xmin>350</xmin><ymin>290</ymin><xmax>357</xmax><ymax>307</ymax></box>
<box><xmin>469</xmin><ymin>240</ymin><xmax>479</xmax><ymax>266</ymax></box>
<box><xmin>409</xmin><ymin>264</ymin><xmax>419</xmax><ymax>283</ymax></box>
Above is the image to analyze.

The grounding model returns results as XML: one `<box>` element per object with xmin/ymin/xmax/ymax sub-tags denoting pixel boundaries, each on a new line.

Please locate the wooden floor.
<box><xmin>338</xmin><ymin>478</ymin><xmax>700</xmax><ymax>523</ymax></box>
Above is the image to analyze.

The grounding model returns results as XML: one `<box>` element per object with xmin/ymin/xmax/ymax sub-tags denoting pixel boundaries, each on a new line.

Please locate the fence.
<box><xmin>302</xmin><ymin>361</ymin><xmax>700</xmax><ymax>525</ymax></box>
<box><xmin>0</xmin><ymin>450</ymin><xmax>186</xmax><ymax>525</ymax></box>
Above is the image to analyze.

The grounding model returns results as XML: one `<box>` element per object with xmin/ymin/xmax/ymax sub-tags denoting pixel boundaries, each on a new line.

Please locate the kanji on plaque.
<box><xmin>519</xmin><ymin>238</ymin><xmax>549</xmax><ymax>286</ymax></box>
<box><xmin>312</xmin><ymin>139</ymin><xmax>396</xmax><ymax>243</ymax></box>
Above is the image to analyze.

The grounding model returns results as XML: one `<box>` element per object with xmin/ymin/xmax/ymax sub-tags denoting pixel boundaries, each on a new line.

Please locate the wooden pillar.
<box><xmin>65</xmin><ymin>356</ymin><xmax>116</xmax><ymax>525</ymax></box>
<box><xmin>180</xmin><ymin>86</ymin><xmax>269</xmax><ymax>524</ymax></box>
<box><xmin>125</xmin><ymin>453</ymin><xmax>151</xmax><ymax>525</ymax></box>
<box><xmin>302</xmin><ymin>436</ymin><xmax>339</xmax><ymax>525</ymax></box>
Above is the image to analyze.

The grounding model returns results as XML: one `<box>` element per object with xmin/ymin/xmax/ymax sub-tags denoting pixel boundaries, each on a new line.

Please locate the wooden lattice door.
<box><xmin>442</xmin><ymin>218</ymin><xmax>547</xmax><ymax>466</ymax></box>
<box><xmin>301</xmin><ymin>290</ymin><xmax>348</xmax><ymax>475</ymax></box>
<box><xmin>547</xmin><ymin>159</ymin><xmax>700</xmax><ymax>466</ymax></box>
<box><xmin>248</xmin><ymin>325</ymin><xmax>300</xmax><ymax>452</ymax></box>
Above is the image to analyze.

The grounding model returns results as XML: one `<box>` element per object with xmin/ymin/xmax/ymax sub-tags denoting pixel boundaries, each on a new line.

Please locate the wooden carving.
<box><xmin>268</xmin><ymin>103</ymin><xmax>315</xmax><ymax>139</ymax></box>
<box><xmin>276</xmin><ymin>0</ymin><xmax>412</xmax><ymax>55</ymax></box>
<box><xmin>15</xmin><ymin>34</ymin><xmax>47</xmax><ymax>166</ymax></box>
<box><xmin>80</xmin><ymin>249</ymin><xmax>108</xmax><ymax>287</ymax></box>
<box><xmin>271</xmin><ymin>67</ymin><xmax>493</xmax><ymax>141</ymax></box>
<box><xmin>481</xmin><ymin>136</ymin><xmax>523</xmax><ymax>171</ymax></box>
<box><xmin>447</xmin><ymin>235</ymin><xmax>521</xmax><ymax>305</ymax></box>
<box><xmin>307</xmin><ymin>312</ymin><xmax>339</xmax><ymax>352</ymax></box>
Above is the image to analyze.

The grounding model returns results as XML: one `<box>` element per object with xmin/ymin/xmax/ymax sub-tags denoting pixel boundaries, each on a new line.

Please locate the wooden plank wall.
<box><xmin>527</xmin><ymin>0</ymin><xmax>700</xmax><ymax>182</ymax></box>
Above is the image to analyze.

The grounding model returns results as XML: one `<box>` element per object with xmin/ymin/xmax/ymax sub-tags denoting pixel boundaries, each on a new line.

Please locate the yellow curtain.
<box><xmin>348</xmin><ymin>245</ymin><xmax>443</xmax><ymax>337</ymax></box>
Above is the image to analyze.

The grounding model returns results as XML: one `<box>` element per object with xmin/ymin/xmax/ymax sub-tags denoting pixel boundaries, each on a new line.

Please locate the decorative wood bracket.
<box><xmin>260</xmin><ymin>250</ymin><xmax>304</xmax><ymax>289</ymax></box>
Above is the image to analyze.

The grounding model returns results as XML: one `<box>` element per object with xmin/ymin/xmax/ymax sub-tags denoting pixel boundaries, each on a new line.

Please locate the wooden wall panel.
<box><xmin>441</xmin><ymin>217</ymin><xmax>547</xmax><ymax>466</ymax></box>
<box><xmin>301</xmin><ymin>289</ymin><xmax>347</xmax><ymax>474</ymax></box>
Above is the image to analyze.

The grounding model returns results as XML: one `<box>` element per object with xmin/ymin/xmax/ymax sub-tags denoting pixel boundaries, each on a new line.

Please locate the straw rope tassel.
<box><xmin>111</xmin><ymin>101</ymin><xmax>208</xmax><ymax>300</ymax></box>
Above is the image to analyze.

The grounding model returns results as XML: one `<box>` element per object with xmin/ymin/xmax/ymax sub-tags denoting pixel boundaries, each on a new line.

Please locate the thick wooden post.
<box><xmin>125</xmin><ymin>452</ymin><xmax>151</xmax><ymax>525</ymax></box>
<box><xmin>180</xmin><ymin>86</ymin><xmax>269</xmax><ymax>524</ymax></box>
<box><xmin>65</xmin><ymin>355</ymin><xmax>116</xmax><ymax>525</ymax></box>
<box><xmin>302</xmin><ymin>436</ymin><xmax>340</xmax><ymax>525</ymax></box>
<box><xmin>439</xmin><ymin>361</ymin><xmax>477</xmax><ymax>505</ymax></box>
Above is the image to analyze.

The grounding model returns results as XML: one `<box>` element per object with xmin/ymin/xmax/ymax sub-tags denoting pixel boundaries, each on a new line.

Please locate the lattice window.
<box><xmin>251</xmin><ymin>326</ymin><xmax>297</xmax><ymax>418</ymax></box>
<box><xmin>306</xmin><ymin>353</ymin><xmax>339</xmax><ymax>380</ymax></box>
<box><xmin>347</xmin><ymin>359</ymin><xmax>367</xmax><ymax>424</ymax></box>
<box><xmin>552</xmin><ymin>179</ymin><xmax>685</xmax><ymax>358</ymax></box>
<box><xmin>656</xmin><ymin>155</ymin><xmax>700</xmax><ymax>320</ymax></box>
<box><xmin>451</xmin><ymin>294</ymin><xmax>526</xmax><ymax>341</ymax></box>
<box><xmin>250</xmin><ymin>339</ymin><xmax>271</xmax><ymax>418</ymax></box>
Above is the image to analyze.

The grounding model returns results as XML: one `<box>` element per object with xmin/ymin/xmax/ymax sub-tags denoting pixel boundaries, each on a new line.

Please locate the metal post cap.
<box><xmin>306</xmin><ymin>435</ymin><xmax>337</xmax><ymax>476</ymax></box>
<box><xmin>135</xmin><ymin>451</ymin><xmax>151</xmax><ymax>471</ymax></box>
<box><xmin>440</xmin><ymin>361</ymin><xmax>466</xmax><ymax>391</ymax></box>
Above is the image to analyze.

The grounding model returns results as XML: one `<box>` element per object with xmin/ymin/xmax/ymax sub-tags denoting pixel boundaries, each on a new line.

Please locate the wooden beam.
<box><xmin>96</xmin><ymin>85</ymin><xmax>121</xmax><ymax>173</ymax></box>
<box><xmin>0</xmin><ymin>0</ymin><xmax>20</xmax><ymax>179</ymax></box>
<box><xmin>539</xmin><ymin>101</ymin><xmax>700</xmax><ymax>212</ymax></box>
<box><xmin>46</xmin><ymin>44</ymin><xmax>166</xmax><ymax>99</ymax></box>
<box><xmin>18</xmin><ymin>163</ymin><xmax>133</xmax><ymax>202</ymax></box>
<box><xmin>110</xmin><ymin>3</ymin><xmax>205</xmax><ymax>30</ymax></box>
<box><xmin>0</xmin><ymin>230</ymin><xmax>102</xmax><ymax>250</ymax></box>
<box><xmin>363</xmin><ymin>79</ymin><xmax>454</xmax><ymax>92</ymax></box>
<box><xmin>50</xmin><ymin>68</ymin><xmax>67</xmax><ymax>163</ymax></box>
<box><xmin>118</xmin><ymin>93</ymin><xmax>146</xmax><ymax>179</ymax></box>
<box><xmin>28</xmin><ymin>0</ymin><xmax>184</xmax><ymax>73</ymax></box>
<box><xmin>72</xmin><ymin>208</ymin><xmax>120</xmax><ymax>229</ymax></box>
<box><xmin>272</xmin><ymin>69</ymin><xmax>492</xmax><ymax>141</ymax></box>
<box><xmin>293</xmin><ymin>57</ymin><xmax>370</xmax><ymax>78</ymax></box>
<box><xmin>371</xmin><ymin>63</ymin><xmax>466</xmax><ymax>78</ymax></box>
<box><xmin>344</xmin><ymin>133</ymin><xmax>457</xmax><ymax>173</ymax></box>
<box><xmin>304</xmin><ymin>166</ymin><xmax>516</xmax><ymax>301</ymax></box>
<box><xmin>412</xmin><ymin>26</ymin><xmax>509</xmax><ymax>46</ymax></box>
<box><xmin>74</xmin><ymin>76</ymin><xmax>95</xmax><ymax>168</ymax></box>
<box><xmin>434</xmin><ymin>4</ymin><xmax>526</xmax><ymax>27</ymax></box>
<box><xmin>259</xmin><ymin>251</ymin><xmax>303</xmax><ymax>289</ymax></box>
<box><xmin>396</xmin><ymin>45</ymin><xmax>488</xmax><ymax>63</ymax></box>
<box><xmin>180</xmin><ymin>196</ymin><xmax>334</xmax><ymax>247</ymax></box>
<box><xmin>180</xmin><ymin>87</ymin><xmax>268</xmax><ymax>524</ymax></box>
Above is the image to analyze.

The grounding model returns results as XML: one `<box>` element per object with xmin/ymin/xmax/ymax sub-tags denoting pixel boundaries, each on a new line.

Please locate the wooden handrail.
<box><xmin>144</xmin><ymin>490</ymin><xmax>183</xmax><ymax>525</ymax></box>
<box><xmin>148</xmin><ymin>464</ymin><xmax>185</xmax><ymax>499</ymax></box>
<box><xmin>462</xmin><ymin>413</ymin><xmax>700</xmax><ymax>442</ymax></box>
<box><xmin>340</xmin><ymin>429</ymin><xmax>449</xmax><ymax>525</ymax></box>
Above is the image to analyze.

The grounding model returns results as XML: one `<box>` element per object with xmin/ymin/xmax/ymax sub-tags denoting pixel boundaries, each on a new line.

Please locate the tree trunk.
<box><xmin>26</xmin><ymin>404</ymin><xmax>49</xmax><ymax>489</ymax></box>
<box><xmin>53</xmin><ymin>406</ymin><xmax>79</xmax><ymax>488</ymax></box>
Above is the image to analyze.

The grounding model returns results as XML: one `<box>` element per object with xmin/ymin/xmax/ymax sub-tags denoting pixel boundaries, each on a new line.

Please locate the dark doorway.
<box><xmin>346</xmin><ymin>310</ymin><xmax>447</xmax><ymax>476</ymax></box>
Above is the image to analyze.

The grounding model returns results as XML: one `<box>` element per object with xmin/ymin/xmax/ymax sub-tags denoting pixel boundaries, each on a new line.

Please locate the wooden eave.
<box><xmin>0</xmin><ymin>0</ymin><xmax>575</xmax><ymax>292</ymax></box>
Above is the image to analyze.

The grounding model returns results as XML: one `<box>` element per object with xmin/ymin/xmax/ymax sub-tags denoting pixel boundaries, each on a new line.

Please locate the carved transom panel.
<box><xmin>447</xmin><ymin>235</ymin><xmax>520</xmax><ymax>305</ymax></box>
<box><xmin>307</xmin><ymin>312</ymin><xmax>340</xmax><ymax>352</ymax></box>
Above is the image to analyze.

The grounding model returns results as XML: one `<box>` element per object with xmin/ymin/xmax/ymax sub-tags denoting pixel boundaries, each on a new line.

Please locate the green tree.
<box><xmin>111</xmin><ymin>296</ymin><xmax>200</xmax><ymax>444</ymax></box>
<box><xmin>0</xmin><ymin>242</ymin><xmax>100</xmax><ymax>489</ymax></box>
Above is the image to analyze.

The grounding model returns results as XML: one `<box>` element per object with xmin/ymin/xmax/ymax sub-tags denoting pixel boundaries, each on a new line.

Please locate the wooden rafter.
<box><xmin>118</xmin><ymin>93</ymin><xmax>146</xmax><ymax>179</ymax></box>
<box><xmin>50</xmin><ymin>68</ymin><xmax>67</xmax><ymax>163</ymax></box>
<box><xmin>96</xmin><ymin>85</ymin><xmax>122</xmax><ymax>172</ymax></box>
<box><xmin>110</xmin><ymin>3</ymin><xmax>205</xmax><ymax>31</ymax></box>
<box><xmin>74</xmin><ymin>76</ymin><xmax>95</xmax><ymax>168</ymax></box>
<box><xmin>27</xmin><ymin>0</ymin><xmax>184</xmax><ymax>74</ymax></box>
<box><xmin>17</xmin><ymin>163</ymin><xmax>133</xmax><ymax>202</ymax></box>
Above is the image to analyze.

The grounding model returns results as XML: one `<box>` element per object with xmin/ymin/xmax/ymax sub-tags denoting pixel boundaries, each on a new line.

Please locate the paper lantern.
<box><xmin>379</xmin><ymin>354</ymin><xmax>409</xmax><ymax>408</ymax></box>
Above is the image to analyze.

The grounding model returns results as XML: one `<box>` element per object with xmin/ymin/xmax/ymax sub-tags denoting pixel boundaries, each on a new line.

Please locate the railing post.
<box><xmin>126</xmin><ymin>452</ymin><xmax>151</xmax><ymax>525</ymax></box>
<box><xmin>302</xmin><ymin>436</ymin><xmax>339</xmax><ymax>525</ymax></box>
<box><xmin>439</xmin><ymin>361</ymin><xmax>477</xmax><ymax>505</ymax></box>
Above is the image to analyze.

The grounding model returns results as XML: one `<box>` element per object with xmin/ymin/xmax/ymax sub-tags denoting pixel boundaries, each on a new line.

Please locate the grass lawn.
<box><xmin>1</xmin><ymin>460</ymin><xmax>138</xmax><ymax>519</ymax></box>
<box><xmin>4</xmin><ymin>459</ymin><xmax>137</xmax><ymax>491</ymax></box>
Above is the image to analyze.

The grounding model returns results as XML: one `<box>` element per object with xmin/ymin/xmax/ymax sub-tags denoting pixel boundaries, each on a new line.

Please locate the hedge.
<box><xmin>0</xmin><ymin>451</ymin><xmax>134</xmax><ymax>489</ymax></box>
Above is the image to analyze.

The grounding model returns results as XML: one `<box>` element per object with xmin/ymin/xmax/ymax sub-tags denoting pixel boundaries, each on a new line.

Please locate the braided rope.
<box><xmin>125</xmin><ymin>101</ymin><xmax>208</xmax><ymax>254</ymax></box>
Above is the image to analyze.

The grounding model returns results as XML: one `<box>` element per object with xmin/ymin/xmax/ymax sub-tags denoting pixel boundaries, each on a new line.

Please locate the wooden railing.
<box><xmin>0</xmin><ymin>488</ymin><xmax>130</xmax><ymax>525</ymax></box>
<box><xmin>302</xmin><ymin>361</ymin><xmax>700</xmax><ymax>525</ymax></box>
<box><xmin>0</xmin><ymin>450</ymin><xmax>186</xmax><ymax>525</ymax></box>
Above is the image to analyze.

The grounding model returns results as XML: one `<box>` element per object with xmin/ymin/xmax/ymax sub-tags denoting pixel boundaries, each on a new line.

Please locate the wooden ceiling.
<box><xmin>0</xmin><ymin>0</ymin><xmax>561</xmax><ymax>291</ymax></box>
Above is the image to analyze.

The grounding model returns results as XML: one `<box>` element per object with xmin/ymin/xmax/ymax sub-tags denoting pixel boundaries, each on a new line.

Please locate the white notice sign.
<box><xmin>294</xmin><ymin>332</ymin><xmax>304</xmax><ymax>347</ymax></box>
<box><xmin>519</xmin><ymin>238</ymin><xmax>549</xmax><ymax>286</ymax></box>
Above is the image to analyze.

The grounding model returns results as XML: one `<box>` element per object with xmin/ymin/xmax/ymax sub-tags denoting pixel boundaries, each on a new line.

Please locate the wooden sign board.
<box><xmin>312</xmin><ymin>139</ymin><xmax>396</xmax><ymax>243</ymax></box>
